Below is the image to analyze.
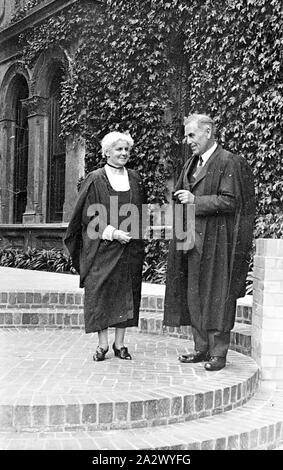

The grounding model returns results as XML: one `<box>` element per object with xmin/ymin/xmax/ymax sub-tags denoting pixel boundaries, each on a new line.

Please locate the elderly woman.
<box><xmin>64</xmin><ymin>131</ymin><xmax>145</xmax><ymax>361</ymax></box>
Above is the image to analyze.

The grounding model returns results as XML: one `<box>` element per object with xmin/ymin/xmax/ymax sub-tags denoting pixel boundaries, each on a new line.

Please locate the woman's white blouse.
<box><xmin>102</xmin><ymin>164</ymin><xmax>130</xmax><ymax>240</ymax></box>
<box><xmin>104</xmin><ymin>164</ymin><xmax>130</xmax><ymax>191</ymax></box>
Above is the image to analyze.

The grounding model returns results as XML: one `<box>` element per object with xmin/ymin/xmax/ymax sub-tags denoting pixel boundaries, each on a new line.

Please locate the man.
<box><xmin>164</xmin><ymin>114</ymin><xmax>255</xmax><ymax>371</ymax></box>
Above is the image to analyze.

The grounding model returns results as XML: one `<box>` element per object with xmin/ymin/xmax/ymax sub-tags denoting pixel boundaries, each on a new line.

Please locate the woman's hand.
<box><xmin>113</xmin><ymin>229</ymin><xmax>132</xmax><ymax>244</ymax></box>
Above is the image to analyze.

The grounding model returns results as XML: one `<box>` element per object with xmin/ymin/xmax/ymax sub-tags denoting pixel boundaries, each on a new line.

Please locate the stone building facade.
<box><xmin>0</xmin><ymin>0</ymin><xmax>88</xmax><ymax>249</ymax></box>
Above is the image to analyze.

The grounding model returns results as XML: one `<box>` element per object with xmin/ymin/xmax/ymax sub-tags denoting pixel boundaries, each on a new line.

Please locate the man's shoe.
<box><xmin>204</xmin><ymin>356</ymin><xmax>226</xmax><ymax>371</ymax></box>
<box><xmin>179</xmin><ymin>350</ymin><xmax>209</xmax><ymax>363</ymax></box>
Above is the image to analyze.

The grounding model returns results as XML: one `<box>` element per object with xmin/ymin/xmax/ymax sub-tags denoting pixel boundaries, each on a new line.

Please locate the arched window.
<box><xmin>13</xmin><ymin>76</ymin><xmax>29</xmax><ymax>224</ymax></box>
<box><xmin>47</xmin><ymin>68</ymin><xmax>65</xmax><ymax>223</ymax></box>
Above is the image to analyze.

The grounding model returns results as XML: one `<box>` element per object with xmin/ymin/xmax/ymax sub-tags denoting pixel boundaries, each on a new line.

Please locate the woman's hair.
<box><xmin>101</xmin><ymin>131</ymin><xmax>134</xmax><ymax>157</ymax></box>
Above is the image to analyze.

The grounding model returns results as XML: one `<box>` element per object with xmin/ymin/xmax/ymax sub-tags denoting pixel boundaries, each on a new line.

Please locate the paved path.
<box><xmin>2</xmin><ymin>267</ymin><xmax>281</xmax><ymax>451</ymax></box>
<box><xmin>0</xmin><ymin>328</ymin><xmax>257</xmax><ymax>404</ymax></box>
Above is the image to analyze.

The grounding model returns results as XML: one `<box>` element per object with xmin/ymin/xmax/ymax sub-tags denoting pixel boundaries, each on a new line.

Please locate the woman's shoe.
<box><xmin>112</xmin><ymin>342</ymin><xmax>132</xmax><ymax>360</ymax></box>
<box><xmin>93</xmin><ymin>345</ymin><xmax>109</xmax><ymax>362</ymax></box>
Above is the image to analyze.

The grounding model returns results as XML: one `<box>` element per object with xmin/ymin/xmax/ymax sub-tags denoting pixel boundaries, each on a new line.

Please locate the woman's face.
<box><xmin>106</xmin><ymin>139</ymin><xmax>131</xmax><ymax>168</ymax></box>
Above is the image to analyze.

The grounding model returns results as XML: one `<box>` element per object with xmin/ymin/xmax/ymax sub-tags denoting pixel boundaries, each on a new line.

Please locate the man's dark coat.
<box><xmin>164</xmin><ymin>145</ymin><xmax>255</xmax><ymax>333</ymax></box>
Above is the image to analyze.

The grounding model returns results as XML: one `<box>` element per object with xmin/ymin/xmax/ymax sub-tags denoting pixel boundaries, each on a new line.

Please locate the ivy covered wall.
<box><xmin>11</xmin><ymin>0</ymin><xmax>46</xmax><ymax>22</ymax></box>
<box><xmin>19</xmin><ymin>0</ymin><xmax>282</xmax><ymax>237</ymax></box>
<box><xmin>181</xmin><ymin>0</ymin><xmax>282</xmax><ymax>239</ymax></box>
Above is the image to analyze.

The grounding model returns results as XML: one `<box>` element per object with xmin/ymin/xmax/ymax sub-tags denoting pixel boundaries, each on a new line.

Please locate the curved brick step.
<box><xmin>0</xmin><ymin>274</ymin><xmax>252</xmax><ymax>329</ymax></box>
<box><xmin>0</xmin><ymin>291</ymin><xmax>84</xmax><ymax>311</ymax></box>
<box><xmin>0</xmin><ymin>287</ymin><xmax>84</xmax><ymax>328</ymax></box>
<box><xmin>0</xmin><ymin>287</ymin><xmax>252</xmax><ymax>356</ymax></box>
<box><xmin>230</xmin><ymin>323</ymin><xmax>251</xmax><ymax>356</ymax></box>
<box><xmin>0</xmin><ymin>307</ymin><xmax>84</xmax><ymax>328</ymax></box>
<box><xmin>0</xmin><ymin>329</ymin><xmax>259</xmax><ymax>432</ymax></box>
<box><xmin>139</xmin><ymin>311</ymin><xmax>251</xmax><ymax>356</ymax></box>
<box><xmin>0</xmin><ymin>308</ymin><xmax>251</xmax><ymax>357</ymax></box>
<box><xmin>0</xmin><ymin>290</ymin><xmax>252</xmax><ymax>324</ymax></box>
<box><xmin>0</xmin><ymin>389</ymin><xmax>282</xmax><ymax>450</ymax></box>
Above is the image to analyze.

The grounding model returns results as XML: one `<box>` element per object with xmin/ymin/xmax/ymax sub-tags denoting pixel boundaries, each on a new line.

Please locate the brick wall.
<box><xmin>252</xmin><ymin>239</ymin><xmax>283</xmax><ymax>390</ymax></box>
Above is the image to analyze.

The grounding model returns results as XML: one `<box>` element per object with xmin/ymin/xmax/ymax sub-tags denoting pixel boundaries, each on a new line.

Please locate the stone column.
<box><xmin>0</xmin><ymin>118</ymin><xmax>16</xmax><ymax>223</ymax></box>
<box><xmin>252</xmin><ymin>238</ymin><xmax>283</xmax><ymax>390</ymax></box>
<box><xmin>21</xmin><ymin>95</ymin><xmax>49</xmax><ymax>224</ymax></box>
<box><xmin>62</xmin><ymin>135</ymin><xmax>85</xmax><ymax>222</ymax></box>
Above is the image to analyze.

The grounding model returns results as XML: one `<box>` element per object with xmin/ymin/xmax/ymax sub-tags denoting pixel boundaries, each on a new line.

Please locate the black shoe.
<box><xmin>178</xmin><ymin>350</ymin><xmax>209</xmax><ymax>363</ymax></box>
<box><xmin>113</xmin><ymin>342</ymin><xmax>132</xmax><ymax>360</ymax></box>
<box><xmin>93</xmin><ymin>345</ymin><xmax>109</xmax><ymax>362</ymax></box>
<box><xmin>204</xmin><ymin>356</ymin><xmax>226</xmax><ymax>371</ymax></box>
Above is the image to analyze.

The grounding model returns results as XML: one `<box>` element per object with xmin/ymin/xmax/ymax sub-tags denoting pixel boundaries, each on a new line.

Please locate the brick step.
<box><xmin>0</xmin><ymin>309</ymin><xmax>251</xmax><ymax>357</ymax></box>
<box><xmin>0</xmin><ymin>288</ymin><xmax>252</xmax><ymax>325</ymax></box>
<box><xmin>0</xmin><ymin>329</ymin><xmax>259</xmax><ymax>432</ymax></box>
<box><xmin>1</xmin><ymin>389</ymin><xmax>282</xmax><ymax>450</ymax></box>
<box><xmin>0</xmin><ymin>291</ymin><xmax>84</xmax><ymax>310</ymax></box>
<box><xmin>139</xmin><ymin>311</ymin><xmax>252</xmax><ymax>356</ymax></box>
<box><xmin>0</xmin><ymin>307</ymin><xmax>84</xmax><ymax>328</ymax></box>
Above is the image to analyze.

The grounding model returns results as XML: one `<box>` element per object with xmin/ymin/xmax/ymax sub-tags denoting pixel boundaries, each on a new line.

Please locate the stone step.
<box><xmin>0</xmin><ymin>389</ymin><xmax>282</xmax><ymax>450</ymax></box>
<box><xmin>0</xmin><ymin>329</ymin><xmax>259</xmax><ymax>432</ymax></box>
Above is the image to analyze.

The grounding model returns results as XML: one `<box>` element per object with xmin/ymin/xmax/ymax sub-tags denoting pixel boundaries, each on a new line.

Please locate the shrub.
<box><xmin>0</xmin><ymin>247</ymin><xmax>77</xmax><ymax>274</ymax></box>
<box><xmin>143</xmin><ymin>239</ymin><xmax>169</xmax><ymax>284</ymax></box>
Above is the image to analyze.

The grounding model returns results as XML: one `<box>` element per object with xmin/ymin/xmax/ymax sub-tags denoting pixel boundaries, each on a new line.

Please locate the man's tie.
<box><xmin>193</xmin><ymin>156</ymin><xmax>203</xmax><ymax>178</ymax></box>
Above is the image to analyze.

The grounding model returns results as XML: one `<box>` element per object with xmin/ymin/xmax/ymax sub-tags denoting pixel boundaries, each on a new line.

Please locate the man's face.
<box><xmin>184</xmin><ymin>121</ymin><xmax>211</xmax><ymax>156</ymax></box>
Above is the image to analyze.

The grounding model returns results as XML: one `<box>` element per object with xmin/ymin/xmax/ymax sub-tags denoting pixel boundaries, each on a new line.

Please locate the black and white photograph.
<box><xmin>0</xmin><ymin>0</ymin><xmax>282</xmax><ymax>460</ymax></box>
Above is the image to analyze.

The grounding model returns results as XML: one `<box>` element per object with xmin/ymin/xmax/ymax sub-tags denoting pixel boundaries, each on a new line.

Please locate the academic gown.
<box><xmin>163</xmin><ymin>146</ymin><xmax>255</xmax><ymax>333</ymax></box>
<box><xmin>64</xmin><ymin>167</ymin><xmax>145</xmax><ymax>333</ymax></box>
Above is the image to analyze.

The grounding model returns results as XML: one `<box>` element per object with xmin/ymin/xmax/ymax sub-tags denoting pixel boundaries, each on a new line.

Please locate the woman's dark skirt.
<box><xmin>83</xmin><ymin>239</ymin><xmax>144</xmax><ymax>333</ymax></box>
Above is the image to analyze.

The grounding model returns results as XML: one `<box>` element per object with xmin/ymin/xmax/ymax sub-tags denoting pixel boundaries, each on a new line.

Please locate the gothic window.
<box><xmin>13</xmin><ymin>76</ymin><xmax>29</xmax><ymax>224</ymax></box>
<box><xmin>47</xmin><ymin>69</ymin><xmax>65</xmax><ymax>223</ymax></box>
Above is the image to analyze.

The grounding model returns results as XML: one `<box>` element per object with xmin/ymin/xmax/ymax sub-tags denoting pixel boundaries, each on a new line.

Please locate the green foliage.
<box><xmin>18</xmin><ymin>0</ymin><xmax>282</xmax><ymax>231</ymax></box>
<box><xmin>19</xmin><ymin>0</ymin><xmax>181</xmax><ymax>202</ymax></box>
<box><xmin>181</xmin><ymin>0</ymin><xmax>282</xmax><ymax>228</ymax></box>
<box><xmin>254</xmin><ymin>212</ymin><xmax>283</xmax><ymax>239</ymax></box>
<box><xmin>0</xmin><ymin>247</ymin><xmax>76</xmax><ymax>273</ymax></box>
<box><xmin>0</xmin><ymin>244</ymin><xmax>168</xmax><ymax>284</ymax></box>
<box><xmin>143</xmin><ymin>239</ymin><xmax>169</xmax><ymax>284</ymax></box>
<box><xmin>0</xmin><ymin>243</ymin><xmax>254</xmax><ymax>294</ymax></box>
<box><xmin>11</xmin><ymin>0</ymin><xmax>45</xmax><ymax>23</ymax></box>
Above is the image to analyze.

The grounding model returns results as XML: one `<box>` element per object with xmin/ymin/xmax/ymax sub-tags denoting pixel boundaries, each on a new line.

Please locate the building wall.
<box><xmin>0</xmin><ymin>0</ymin><xmax>178</xmax><ymax>249</ymax></box>
<box><xmin>0</xmin><ymin>0</ymin><xmax>16</xmax><ymax>30</ymax></box>
<box><xmin>0</xmin><ymin>0</ymin><xmax>86</xmax><ymax>248</ymax></box>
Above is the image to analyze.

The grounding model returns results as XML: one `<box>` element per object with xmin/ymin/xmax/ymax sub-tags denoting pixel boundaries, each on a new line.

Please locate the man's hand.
<box><xmin>113</xmin><ymin>229</ymin><xmax>132</xmax><ymax>244</ymax></box>
<box><xmin>174</xmin><ymin>190</ymin><xmax>195</xmax><ymax>204</ymax></box>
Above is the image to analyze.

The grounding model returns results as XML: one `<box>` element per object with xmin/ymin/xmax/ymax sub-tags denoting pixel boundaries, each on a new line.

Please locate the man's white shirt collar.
<box><xmin>201</xmin><ymin>142</ymin><xmax>218</xmax><ymax>165</ymax></box>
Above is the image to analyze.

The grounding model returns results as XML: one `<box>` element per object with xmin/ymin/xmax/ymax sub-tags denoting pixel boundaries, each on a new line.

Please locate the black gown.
<box><xmin>64</xmin><ymin>167</ymin><xmax>145</xmax><ymax>334</ymax></box>
<box><xmin>164</xmin><ymin>147</ymin><xmax>255</xmax><ymax>333</ymax></box>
